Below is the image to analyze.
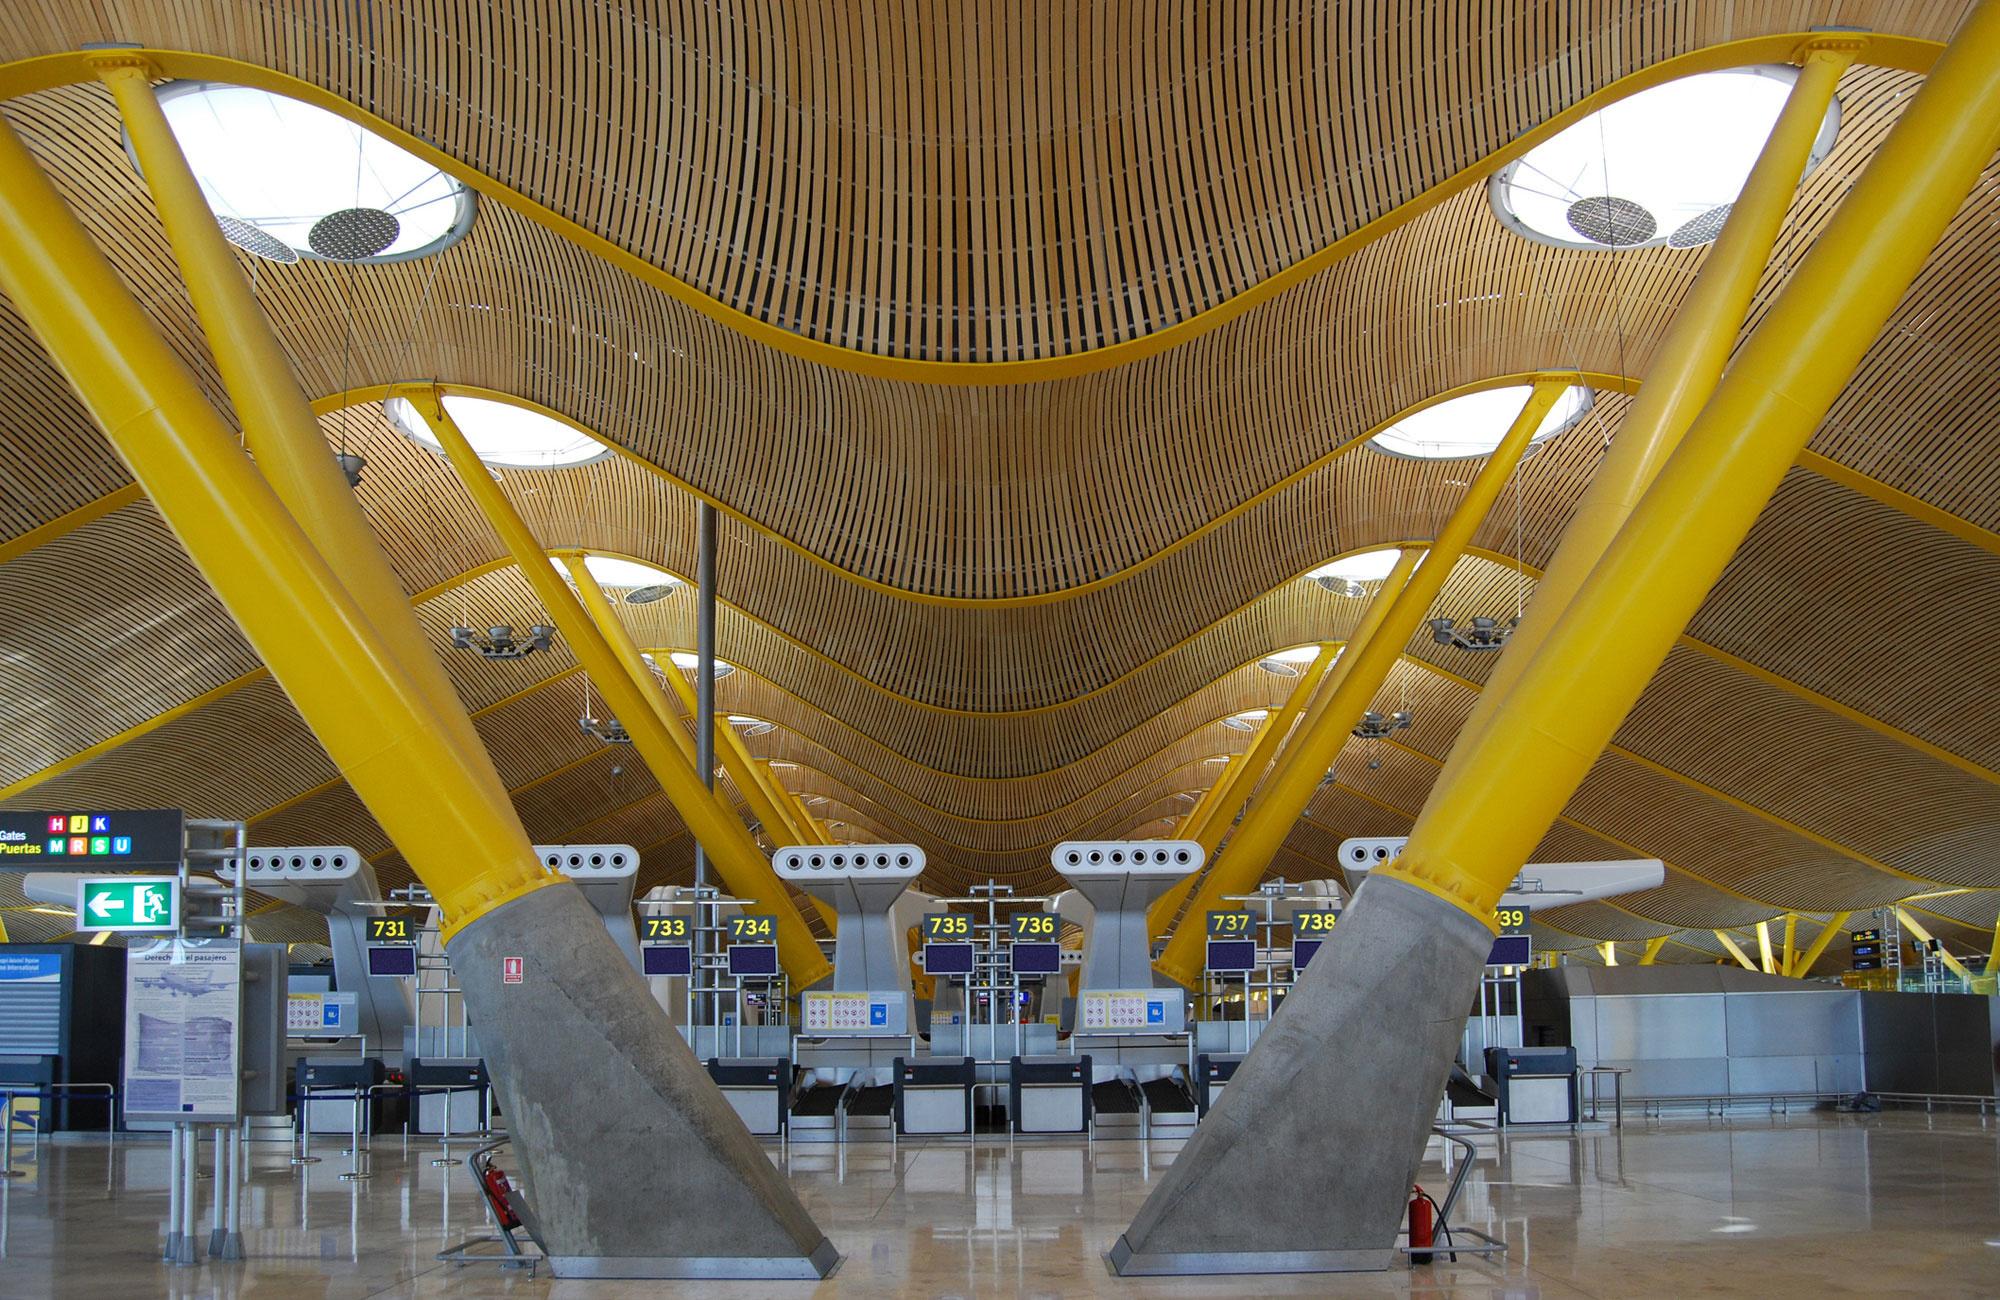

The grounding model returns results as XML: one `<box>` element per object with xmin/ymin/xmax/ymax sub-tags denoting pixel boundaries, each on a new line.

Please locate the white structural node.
<box><xmin>1336</xmin><ymin>836</ymin><xmax>1665</xmax><ymax>909</ymax></box>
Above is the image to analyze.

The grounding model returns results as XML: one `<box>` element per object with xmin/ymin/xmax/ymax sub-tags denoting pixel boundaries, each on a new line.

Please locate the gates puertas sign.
<box><xmin>0</xmin><ymin>808</ymin><xmax>184</xmax><ymax>869</ymax></box>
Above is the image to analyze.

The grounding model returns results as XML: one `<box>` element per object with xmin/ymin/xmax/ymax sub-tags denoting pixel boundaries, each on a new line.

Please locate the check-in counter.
<box><xmin>1010</xmin><ymin>1055</ymin><xmax>1091</xmax><ymax>1133</ymax></box>
<box><xmin>1485</xmin><ymin>1045</ymin><xmax>1579</xmax><ymax>1124</ymax></box>
<box><xmin>894</xmin><ymin>1056</ymin><xmax>975</xmax><ymax>1135</ymax></box>
<box><xmin>1195</xmin><ymin>1052</ymin><xmax>1243</xmax><ymax>1118</ymax></box>
<box><xmin>707</xmin><ymin>1057</ymin><xmax>791</xmax><ymax>1136</ymax></box>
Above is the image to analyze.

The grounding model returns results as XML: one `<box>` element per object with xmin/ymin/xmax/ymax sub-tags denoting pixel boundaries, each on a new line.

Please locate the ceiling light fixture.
<box><xmin>579</xmin><ymin>713</ymin><xmax>631</xmax><ymax>745</ymax></box>
<box><xmin>1370</xmin><ymin>385</ymin><xmax>1593</xmax><ymax>460</ymax></box>
<box><xmin>1307</xmin><ymin>549</ymin><xmax>1403</xmax><ymax>597</ymax></box>
<box><xmin>450</xmin><ymin>623</ymin><xmax>555</xmax><ymax>660</ymax></box>
<box><xmin>136</xmin><ymin>82</ymin><xmax>475</xmax><ymax>263</ymax></box>
<box><xmin>1352</xmin><ymin>710</ymin><xmax>1412</xmax><ymax>741</ymax></box>
<box><xmin>1428</xmin><ymin>615</ymin><xmax>1519</xmax><ymax>652</ymax></box>
<box><xmin>1489</xmin><ymin>65</ymin><xmax>1841</xmax><ymax>251</ymax></box>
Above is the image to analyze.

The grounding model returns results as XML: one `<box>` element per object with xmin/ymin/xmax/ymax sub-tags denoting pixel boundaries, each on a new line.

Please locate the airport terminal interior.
<box><xmin>0</xmin><ymin>2</ymin><xmax>1998</xmax><ymax>1295</ymax></box>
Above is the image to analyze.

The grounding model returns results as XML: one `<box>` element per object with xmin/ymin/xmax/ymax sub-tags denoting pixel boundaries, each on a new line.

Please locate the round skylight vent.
<box><xmin>133</xmin><ymin>81</ymin><xmax>475</xmax><ymax>264</ymax></box>
<box><xmin>385</xmin><ymin>394</ymin><xmax>610</xmax><ymax>470</ymax></box>
<box><xmin>1370</xmin><ymin>385</ymin><xmax>1592</xmax><ymax>460</ymax></box>
<box><xmin>1490</xmin><ymin>66</ymin><xmax>1840</xmax><ymax>251</ymax></box>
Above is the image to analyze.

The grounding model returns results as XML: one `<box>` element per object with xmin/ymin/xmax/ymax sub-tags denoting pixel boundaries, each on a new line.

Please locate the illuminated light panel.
<box><xmin>386</xmin><ymin>394</ymin><xmax>610</xmax><ymax>469</ymax></box>
<box><xmin>1489</xmin><ymin>66</ymin><xmax>1840</xmax><ymax>251</ymax></box>
<box><xmin>1370</xmin><ymin>385</ymin><xmax>1592</xmax><ymax>460</ymax></box>
<box><xmin>1306</xmin><ymin>549</ymin><xmax>1403</xmax><ymax>586</ymax></box>
<box><xmin>1258</xmin><ymin>643</ymin><xmax>1323</xmax><ymax>676</ymax></box>
<box><xmin>142</xmin><ymin>82</ymin><xmax>474</xmax><ymax>263</ymax></box>
<box><xmin>667</xmin><ymin>650</ymin><xmax>736</xmax><ymax>679</ymax></box>
<box><xmin>549</xmin><ymin>554</ymin><xmax>681</xmax><ymax>592</ymax></box>
<box><xmin>1223</xmin><ymin>709</ymin><xmax>1270</xmax><ymax>732</ymax></box>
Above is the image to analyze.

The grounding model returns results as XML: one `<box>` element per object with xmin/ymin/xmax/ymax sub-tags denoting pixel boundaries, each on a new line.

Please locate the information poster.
<box><xmin>123</xmin><ymin>939</ymin><xmax>243</xmax><ymax>1123</ymax></box>
<box><xmin>1079</xmin><ymin>989</ymin><xmax>1168</xmax><ymax>1032</ymax></box>
<box><xmin>803</xmin><ymin>991</ymin><xmax>873</xmax><ymax>1032</ymax></box>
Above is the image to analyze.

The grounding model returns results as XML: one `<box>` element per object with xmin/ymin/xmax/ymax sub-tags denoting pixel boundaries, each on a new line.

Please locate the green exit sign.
<box><xmin>75</xmin><ymin>877</ymin><xmax>180</xmax><ymax>933</ymax></box>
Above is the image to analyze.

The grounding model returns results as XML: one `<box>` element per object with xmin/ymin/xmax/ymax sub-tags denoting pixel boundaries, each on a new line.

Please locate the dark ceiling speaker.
<box><xmin>308</xmin><ymin>206</ymin><xmax>401</xmax><ymax>260</ymax></box>
<box><xmin>1565</xmin><ymin>195</ymin><xmax>1657</xmax><ymax>246</ymax></box>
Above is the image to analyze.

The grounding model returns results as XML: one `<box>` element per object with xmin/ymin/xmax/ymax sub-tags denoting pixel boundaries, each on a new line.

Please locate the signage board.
<box><xmin>642</xmin><ymin>915</ymin><xmax>691</xmax><ymax>943</ymax></box>
<box><xmin>1851</xmin><ymin>957</ymin><xmax>1883</xmax><ymax>971</ymax></box>
<box><xmin>726</xmin><ymin>944</ymin><xmax>779</xmax><ymax>978</ymax></box>
<box><xmin>800</xmin><ymin>990</ymin><xmax>902</xmax><ymax>1035</ymax></box>
<box><xmin>1077</xmin><ymin>988</ymin><xmax>1184</xmax><ymax>1035</ymax></box>
<box><xmin>0</xmin><ymin>952</ymin><xmax>62</xmax><ymax>984</ymax></box>
<box><xmin>124</xmin><ymin>938</ymin><xmax>244</xmax><ymax>1122</ymax></box>
<box><xmin>502</xmin><ymin>956</ymin><xmax>524</xmax><ymax>984</ymax></box>
<box><xmin>285</xmin><ymin>990</ymin><xmax>357</xmax><ymax>1036</ymax></box>
<box><xmin>1011</xmin><ymin>940</ymin><xmax>1062</xmax><ymax>976</ymax></box>
<box><xmin>922</xmin><ymin>941</ymin><xmax>976</xmax><ymax>976</ymax></box>
<box><xmin>1206</xmin><ymin>910</ymin><xmax>1252</xmax><ymax>937</ymax></box>
<box><xmin>1849</xmin><ymin>928</ymin><xmax>1881</xmax><ymax>943</ymax></box>
<box><xmin>1205</xmin><ymin>938</ymin><xmax>1257</xmax><ymax>973</ymax></box>
<box><xmin>1010</xmin><ymin>912</ymin><xmax>1057</xmax><ymax>942</ymax></box>
<box><xmin>1494</xmin><ymin>906</ymin><xmax>1530</xmax><ymax>934</ymax></box>
<box><xmin>1293</xmin><ymin>910</ymin><xmax>1339</xmax><ymax>936</ymax></box>
<box><xmin>365</xmin><ymin>915</ymin><xmax>413</xmax><ymax>944</ymax></box>
<box><xmin>642</xmin><ymin>944</ymin><xmax>693</xmax><ymax>977</ymax></box>
<box><xmin>0</xmin><ymin>808</ymin><xmax>184</xmax><ymax>870</ymax></box>
<box><xmin>75</xmin><ymin>876</ymin><xmax>181</xmax><ymax>933</ymax></box>
<box><xmin>922</xmin><ymin>912</ymin><xmax>972</xmax><ymax>941</ymax></box>
<box><xmin>727</xmin><ymin>914</ymin><xmax>776</xmax><ymax>943</ymax></box>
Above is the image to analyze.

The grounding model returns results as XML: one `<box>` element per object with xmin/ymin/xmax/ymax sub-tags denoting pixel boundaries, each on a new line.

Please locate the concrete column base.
<box><xmin>447</xmin><ymin>884</ymin><xmax>836</xmax><ymax>1279</ymax></box>
<box><xmin>1109</xmin><ymin>875</ymin><xmax>1491</xmax><ymax>1275</ymax></box>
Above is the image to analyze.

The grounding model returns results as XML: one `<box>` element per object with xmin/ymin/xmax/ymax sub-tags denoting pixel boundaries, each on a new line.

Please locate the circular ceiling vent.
<box><xmin>309</xmin><ymin>207</ymin><xmax>401</xmax><ymax>260</ymax></box>
<box><xmin>622</xmin><ymin>584</ymin><xmax>676</xmax><ymax>605</ymax></box>
<box><xmin>217</xmin><ymin>214</ymin><xmax>299</xmax><ymax>263</ymax></box>
<box><xmin>1565</xmin><ymin>195</ymin><xmax>1657</xmax><ymax>246</ymax></box>
<box><xmin>1668</xmin><ymin>202</ymin><xmax>1734</xmax><ymax>248</ymax></box>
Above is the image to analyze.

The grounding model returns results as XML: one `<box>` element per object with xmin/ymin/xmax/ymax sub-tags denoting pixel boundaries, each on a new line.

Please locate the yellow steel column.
<box><xmin>1452</xmin><ymin>46</ymin><xmax>1855</xmax><ymax>756</ymax></box>
<box><xmin>1380</xmin><ymin>10</ymin><xmax>2000</xmax><ymax>921</ymax></box>
<box><xmin>1793</xmin><ymin>911</ymin><xmax>1852</xmax><ymax>977</ymax></box>
<box><xmin>423</xmin><ymin>396</ymin><xmax>831</xmax><ymax>986</ymax></box>
<box><xmin>768</xmin><ymin>770</ymin><xmax>830</xmax><ymax>845</ymax></box>
<box><xmin>642</xmin><ymin>638</ymin><xmax>808</xmax><ymax>852</ymax></box>
<box><xmin>1179</xmin><ymin>752</ymin><xmax>1248</xmax><ymax>842</ymax></box>
<box><xmin>97</xmin><ymin>57</ymin><xmax>506</xmax><ymax>781</ymax></box>
<box><xmin>1781</xmin><ymin>913</ymin><xmax>1799</xmax><ymax>976</ymax></box>
<box><xmin>0</xmin><ymin>116</ymin><xmax>555</xmax><ymax>933</ymax></box>
<box><xmin>564</xmin><ymin>562</ymin><xmax>700</xmax><ymax>764</ymax></box>
<box><xmin>1148</xmin><ymin>645</ymin><xmax>1334</xmax><ymax>935</ymax></box>
<box><xmin>1986</xmin><ymin>915</ymin><xmax>2000</xmax><ymax>985</ymax></box>
<box><xmin>1154</xmin><ymin>383</ymin><xmax>1557</xmax><ymax>986</ymax></box>
<box><xmin>1755</xmin><ymin>920</ymin><xmax>1776</xmax><ymax>974</ymax></box>
<box><xmin>1714</xmin><ymin>931</ymin><xmax>1759</xmax><ymax>972</ymax></box>
<box><xmin>1601</xmin><ymin>941</ymin><xmax>1619</xmax><ymax>967</ymax></box>
<box><xmin>1638</xmin><ymin>935</ymin><xmax>1669</xmax><ymax>966</ymax></box>
<box><xmin>1895</xmin><ymin>908</ymin><xmax>1974</xmax><ymax>982</ymax></box>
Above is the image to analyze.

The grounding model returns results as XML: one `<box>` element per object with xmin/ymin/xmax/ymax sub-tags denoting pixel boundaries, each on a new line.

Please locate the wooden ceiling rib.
<box><xmin>1</xmin><ymin>5</ymin><xmax>1997</xmax><ymax>949</ymax></box>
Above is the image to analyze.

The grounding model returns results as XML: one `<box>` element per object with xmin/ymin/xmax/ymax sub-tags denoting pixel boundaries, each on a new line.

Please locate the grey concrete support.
<box><xmin>1109</xmin><ymin>875</ymin><xmax>1491</xmax><ymax>1275</ymax></box>
<box><xmin>447</xmin><ymin>883</ymin><xmax>837</xmax><ymax>1279</ymax></box>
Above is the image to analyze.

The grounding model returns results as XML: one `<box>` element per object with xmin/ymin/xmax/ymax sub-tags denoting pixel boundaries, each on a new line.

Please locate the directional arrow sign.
<box><xmin>74</xmin><ymin>877</ymin><xmax>180</xmax><ymax>933</ymax></box>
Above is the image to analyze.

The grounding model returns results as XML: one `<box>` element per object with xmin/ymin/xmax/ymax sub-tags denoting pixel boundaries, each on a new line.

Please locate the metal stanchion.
<box><xmin>431</xmin><ymin>1088</ymin><xmax>462</xmax><ymax>1167</ymax></box>
<box><xmin>164</xmin><ymin>1123</ymin><xmax>182</xmax><ymax>1262</ymax></box>
<box><xmin>174</xmin><ymin>1121</ymin><xmax>200</xmax><ymax>1265</ymax></box>
<box><xmin>338</xmin><ymin>1090</ymin><xmax>371</xmax><ymax>1181</ymax></box>
<box><xmin>208</xmin><ymin>1126</ymin><xmax>227</xmax><ymax>1253</ymax></box>
<box><xmin>291</xmin><ymin>1091</ymin><xmax>320</xmax><ymax>1166</ymax></box>
<box><xmin>0</xmin><ymin>1092</ymin><xmax>23</xmax><ymax>1180</ymax></box>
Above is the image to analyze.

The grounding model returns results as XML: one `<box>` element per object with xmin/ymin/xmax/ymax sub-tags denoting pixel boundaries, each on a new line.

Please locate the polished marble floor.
<box><xmin>2</xmin><ymin>1110</ymin><xmax>1997</xmax><ymax>1297</ymax></box>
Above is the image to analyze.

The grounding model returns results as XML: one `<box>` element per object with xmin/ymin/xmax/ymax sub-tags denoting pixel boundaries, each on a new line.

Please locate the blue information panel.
<box><xmin>923</xmin><ymin>942</ymin><xmax>975</xmax><ymax>976</ymax></box>
<box><xmin>1010</xmin><ymin>941</ymin><xmax>1062</xmax><ymax>976</ymax></box>
<box><xmin>1205</xmin><ymin>938</ymin><xmax>1257</xmax><ymax>973</ymax></box>
<box><xmin>643</xmin><ymin>944</ymin><xmax>694</xmax><ymax>977</ymax></box>
<box><xmin>1486</xmin><ymin>934</ymin><xmax>1532</xmax><ymax>967</ymax></box>
<box><xmin>727</xmin><ymin>943</ymin><xmax>779</xmax><ymax>977</ymax></box>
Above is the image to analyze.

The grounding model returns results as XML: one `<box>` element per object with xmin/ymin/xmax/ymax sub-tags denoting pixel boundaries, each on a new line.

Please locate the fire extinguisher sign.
<box><xmin>502</xmin><ymin>956</ymin><xmax>524</xmax><ymax>985</ymax></box>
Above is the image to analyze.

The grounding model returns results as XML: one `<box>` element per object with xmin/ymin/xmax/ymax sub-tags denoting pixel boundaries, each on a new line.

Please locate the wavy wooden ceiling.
<box><xmin>1</xmin><ymin>3</ymin><xmax>1996</xmax><ymax>957</ymax></box>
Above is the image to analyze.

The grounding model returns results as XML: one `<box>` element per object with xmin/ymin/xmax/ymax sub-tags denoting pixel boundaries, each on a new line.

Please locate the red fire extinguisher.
<box><xmin>482</xmin><ymin>1164</ymin><xmax>522</xmax><ymax>1230</ymax></box>
<box><xmin>1409</xmin><ymin>1185</ymin><xmax>1434</xmax><ymax>1264</ymax></box>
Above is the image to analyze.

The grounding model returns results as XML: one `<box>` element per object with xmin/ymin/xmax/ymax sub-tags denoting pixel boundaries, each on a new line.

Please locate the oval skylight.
<box><xmin>667</xmin><ymin>651</ymin><xmax>736</xmax><ymax>679</ymax></box>
<box><xmin>551</xmin><ymin>554</ymin><xmax>681</xmax><ymax>598</ymax></box>
<box><xmin>1306</xmin><ymin>549</ymin><xmax>1403</xmax><ymax>596</ymax></box>
<box><xmin>140</xmin><ymin>82</ymin><xmax>475</xmax><ymax>263</ymax></box>
<box><xmin>1489</xmin><ymin>66</ymin><xmax>1840</xmax><ymax>251</ymax></box>
<box><xmin>1370</xmin><ymin>385</ymin><xmax>1592</xmax><ymax>460</ymax></box>
<box><xmin>385</xmin><ymin>394</ymin><xmax>610</xmax><ymax>469</ymax></box>
<box><xmin>1258</xmin><ymin>644</ymin><xmax>1322</xmax><ymax>676</ymax></box>
<box><xmin>1223</xmin><ymin>708</ymin><xmax>1270</xmax><ymax>732</ymax></box>
<box><xmin>728</xmin><ymin>714</ymin><xmax>776</xmax><ymax>736</ymax></box>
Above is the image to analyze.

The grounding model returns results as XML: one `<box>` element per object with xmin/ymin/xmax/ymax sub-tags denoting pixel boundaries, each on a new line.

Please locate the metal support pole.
<box><xmin>164</xmin><ymin>1122</ymin><xmax>181</xmax><ymax>1261</ymax></box>
<box><xmin>696</xmin><ymin>500</ymin><xmax>719</xmax><ymax>902</ymax></box>
<box><xmin>179</xmin><ymin>1122</ymin><xmax>199</xmax><ymax>1264</ymax></box>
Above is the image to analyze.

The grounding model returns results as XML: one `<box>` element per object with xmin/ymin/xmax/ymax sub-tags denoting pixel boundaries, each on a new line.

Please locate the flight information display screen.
<box><xmin>726</xmin><ymin>944</ymin><xmax>779</xmax><ymax>978</ymax></box>
<box><xmin>366</xmin><ymin>945</ymin><xmax>418</xmax><ymax>977</ymax></box>
<box><xmin>1010</xmin><ymin>941</ymin><xmax>1062</xmax><ymax>976</ymax></box>
<box><xmin>923</xmin><ymin>942</ymin><xmax>975</xmax><ymax>976</ymax></box>
<box><xmin>1205</xmin><ymin>938</ymin><xmax>1257</xmax><ymax>973</ymax></box>
<box><xmin>642</xmin><ymin>945</ymin><xmax>693</xmax><ymax>977</ymax></box>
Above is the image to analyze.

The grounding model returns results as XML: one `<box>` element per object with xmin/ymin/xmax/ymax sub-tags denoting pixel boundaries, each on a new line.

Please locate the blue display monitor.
<box><xmin>923</xmin><ymin>941</ymin><xmax>976</xmax><ymax>976</ymax></box>
<box><xmin>727</xmin><ymin>943</ymin><xmax>779</xmax><ymax>978</ymax></box>
<box><xmin>1292</xmin><ymin>938</ymin><xmax>1324</xmax><ymax>970</ymax></box>
<box><xmin>366</xmin><ymin>945</ymin><xmax>417</xmax><ymax>977</ymax></box>
<box><xmin>1486</xmin><ymin>933</ymin><xmax>1533</xmax><ymax>967</ymax></box>
<box><xmin>1205</xmin><ymin>938</ymin><xmax>1257</xmax><ymax>973</ymax></box>
<box><xmin>642</xmin><ymin>944</ymin><xmax>693</xmax><ymax>977</ymax></box>
<box><xmin>1010</xmin><ymin>941</ymin><xmax>1062</xmax><ymax>976</ymax></box>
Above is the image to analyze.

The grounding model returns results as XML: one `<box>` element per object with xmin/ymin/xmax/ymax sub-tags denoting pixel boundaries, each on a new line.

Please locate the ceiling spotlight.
<box><xmin>1352</xmin><ymin>710</ymin><xmax>1412</xmax><ymax>741</ymax></box>
<box><xmin>450</xmin><ymin>623</ymin><xmax>555</xmax><ymax>660</ymax></box>
<box><xmin>335</xmin><ymin>450</ymin><xmax>366</xmax><ymax>488</ymax></box>
<box><xmin>579</xmin><ymin>713</ymin><xmax>631</xmax><ymax>745</ymax></box>
<box><xmin>1429</xmin><ymin>615</ymin><xmax>1518</xmax><ymax>652</ymax></box>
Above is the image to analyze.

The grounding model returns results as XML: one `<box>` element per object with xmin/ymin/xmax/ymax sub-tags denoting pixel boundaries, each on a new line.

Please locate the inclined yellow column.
<box><xmin>1146</xmin><ymin>645</ymin><xmax>1334</xmax><ymax>935</ymax></box>
<box><xmin>97</xmin><ymin>58</ymin><xmax>506</xmax><ymax>780</ymax></box>
<box><xmin>422</xmin><ymin>395</ymin><xmax>831</xmax><ymax>986</ymax></box>
<box><xmin>1452</xmin><ymin>45</ymin><xmax>1854</xmax><ymax>756</ymax></box>
<box><xmin>1382</xmin><ymin>10</ymin><xmax>2000</xmax><ymax>919</ymax></box>
<box><xmin>1177</xmin><ymin>751</ymin><xmax>1246</xmax><ymax>841</ymax></box>
<box><xmin>1154</xmin><ymin>382</ymin><xmax>1558</xmax><ymax>986</ymax></box>
<box><xmin>0</xmin><ymin>115</ymin><xmax>555</xmax><ymax>933</ymax></box>
<box><xmin>564</xmin><ymin>559</ymin><xmax>700</xmax><ymax>764</ymax></box>
<box><xmin>1793</xmin><ymin>912</ymin><xmax>1852</xmax><ymax>977</ymax></box>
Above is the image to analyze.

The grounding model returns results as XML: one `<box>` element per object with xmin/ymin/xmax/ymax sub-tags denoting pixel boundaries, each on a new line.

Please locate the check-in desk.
<box><xmin>707</xmin><ymin>1057</ymin><xmax>791</xmax><ymax>1136</ymax></box>
<box><xmin>1485</xmin><ymin>1045</ymin><xmax>1579</xmax><ymax>1125</ymax></box>
<box><xmin>1195</xmin><ymin>1052</ymin><xmax>1242</xmax><ymax>1118</ymax></box>
<box><xmin>895</xmin><ymin>1056</ymin><xmax>975</xmax><ymax>1135</ymax></box>
<box><xmin>407</xmin><ymin>1057</ymin><xmax>488</xmax><ymax>1134</ymax></box>
<box><xmin>1010</xmin><ymin>1055</ymin><xmax>1092</xmax><ymax>1134</ymax></box>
